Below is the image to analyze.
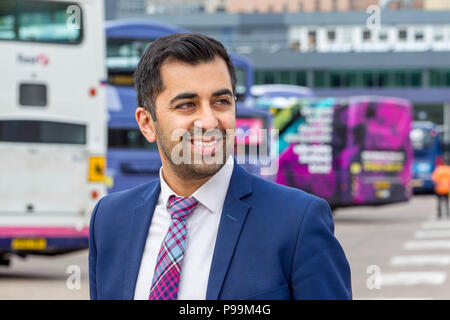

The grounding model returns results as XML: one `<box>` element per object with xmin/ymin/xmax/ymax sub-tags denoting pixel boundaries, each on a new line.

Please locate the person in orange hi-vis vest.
<box><xmin>431</xmin><ymin>164</ymin><xmax>450</xmax><ymax>219</ymax></box>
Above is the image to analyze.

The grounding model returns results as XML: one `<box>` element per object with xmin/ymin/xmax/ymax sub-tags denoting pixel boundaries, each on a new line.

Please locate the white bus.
<box><xmin>0</xmin><ymin>0</ymin><xmax>106</xmax><ymax>265</ymax></box>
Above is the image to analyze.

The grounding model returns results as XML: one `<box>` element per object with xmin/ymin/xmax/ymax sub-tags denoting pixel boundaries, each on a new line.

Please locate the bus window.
<box><xmin>106</xmin><ymin>39</ymin><xmax>154</xmax><ymax>71</ymax></box>
<box><xmin>19</xmin><ymin>83</ymin><xmax>47</xmax><ymax>106</ymax></box>
<box><xmin>0</xmin><ymin>0</ymin><xmax>83</xmax><ymax>44</ymax></box>
<box><xmin>235</xmin><ymin>67</ymin><xmax>246</xmax><ymax>102</ymax></box>
<box><xmin>108</xmin><ymin>128</ymin><xmax>158</xmax><ymax>150</ymax></box>
<box><xmin>0</xmin><ymin>120</ymin><xmax>86</xmax><ymax>145</ymax></box>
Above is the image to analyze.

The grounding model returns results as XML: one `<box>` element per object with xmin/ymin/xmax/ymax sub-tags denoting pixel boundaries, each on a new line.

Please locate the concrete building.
<box><xmin>423</xmin><ymin>0</ymin><xmax>450</xmax><ymax>10</ymax></box>
<box><xmin>380</xmin><ymin>0</ymin><xmax>424</xmax><ymax>9</ymax></box>
<box><xmin>105</xmin><ymin>0</ymin><xmax>226</xmax><ymax>16</ymax></box>
<box><xmin>105</xmin><ymin>0</ymin><xmax>450</xmax><ymax>16</ymax></box>
<box><xmin>145</xmin><ymin>0</ymin><xmax>227</xmax><ymax>14</ymax></box>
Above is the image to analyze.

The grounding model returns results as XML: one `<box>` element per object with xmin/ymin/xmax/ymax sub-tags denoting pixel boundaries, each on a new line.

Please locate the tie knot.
<box><xmin>168</xmin><ymin>196</ymin><xmax>198</xmax><ymax>221</ymax></box>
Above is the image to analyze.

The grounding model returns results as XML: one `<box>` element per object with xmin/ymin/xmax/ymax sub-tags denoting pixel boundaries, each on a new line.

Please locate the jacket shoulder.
<box><xmin>93</xmin><ymin>179</ymin><xmax>160</xmax><ymax>222</ymax></box>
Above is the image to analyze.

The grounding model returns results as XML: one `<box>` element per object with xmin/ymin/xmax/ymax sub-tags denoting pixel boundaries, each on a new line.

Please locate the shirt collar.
<box><xmin>159</xmin><ymin>155</ymin><xmax>234</xmax><ymax>214</ymax></box>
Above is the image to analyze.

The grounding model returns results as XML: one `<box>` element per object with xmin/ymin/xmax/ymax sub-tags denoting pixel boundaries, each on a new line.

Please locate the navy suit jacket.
<box><xmin>89</xmin><ymin>163</ymin><xmax>352</xmax><ymax>300</ymax></box>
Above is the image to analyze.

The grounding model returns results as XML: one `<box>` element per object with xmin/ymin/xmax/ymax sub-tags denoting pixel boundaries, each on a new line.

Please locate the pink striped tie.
<box><xmin>148</xmin><ymin>195</ymin><xmax>198</xmax><ymax>300</ymax></box>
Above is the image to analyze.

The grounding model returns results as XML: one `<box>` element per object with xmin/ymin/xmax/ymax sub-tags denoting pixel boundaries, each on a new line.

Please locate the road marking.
<box><xmin>378</xmin><ymin>272</ymin><xmax>446</xmax><ymax>286</ymax></box>
<box><xmin>415</xmin><ymin>230</ymin><xmax>450</xmax><ymax>238</ymax></box>
<box><xmin>421</xmin><ymin>221</ymin><xmax>450</xmax><ymax>229</ymax></box>
<box><xmin>404</xmin><ymin>240</ymin><xmax>450</xmax><ymax>250</ymax></box>
<box><xmin>390</xmin><ymin>255</ymin><xmax>450</xmax><ymax>266</ymax></box>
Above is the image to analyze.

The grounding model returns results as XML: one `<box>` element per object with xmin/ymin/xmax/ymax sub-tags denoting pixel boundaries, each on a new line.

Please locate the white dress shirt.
<box><xmin>134</xmin><ymin>155</ymin><xmax>234</xmax><ymax>300</ymax></box>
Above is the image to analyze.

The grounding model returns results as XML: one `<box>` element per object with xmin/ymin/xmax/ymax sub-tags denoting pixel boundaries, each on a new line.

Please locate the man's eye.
<box><xmin>176</xmin><ymin>102</ymin><xmax>195</xmax><ymax>109</ymax></box>
<box><xmin>215</xmin><ymin>98</ymin><xmax>231</xmax><ymax>106</ymax></box>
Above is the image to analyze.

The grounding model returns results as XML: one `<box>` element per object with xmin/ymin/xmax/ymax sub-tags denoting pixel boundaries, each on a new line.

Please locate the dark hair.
<box><xmin>133</xmin><ymin>33</ymin><xmax>237</xmax><ymax>120</ymax></box>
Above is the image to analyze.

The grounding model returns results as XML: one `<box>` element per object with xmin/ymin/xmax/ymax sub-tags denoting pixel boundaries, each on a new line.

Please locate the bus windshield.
<box><xmin>410</xmin><ymin>128</ymin><xmax>435</xmax><ymax>152</ymax></box>
<box><xmin>107</xmin><ymin>38</ymin><xmax>154</xmax><ymax>71</ymax></box>
<box><xmin>0</xmin><ymin>0</ymin><xmax>82</xmax><ymax>44</ymax></box>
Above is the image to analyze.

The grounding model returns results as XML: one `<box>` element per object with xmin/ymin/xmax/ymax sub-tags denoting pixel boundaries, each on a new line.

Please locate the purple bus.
<box><xmin>255</xmin><ymin>94</ymin><xmax>413</xmax><ymax>208</ymax></box>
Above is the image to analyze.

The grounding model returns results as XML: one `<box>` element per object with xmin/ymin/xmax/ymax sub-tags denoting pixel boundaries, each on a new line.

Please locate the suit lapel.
<box><xmin>122</xmin><ymin>180</ymin><xmax>161</xmax><ymax>300</ymax></box>
<box><xmin>206</xmin><ymin>164</ymin><xmax>252</xmax><ymax>300</ymax></box>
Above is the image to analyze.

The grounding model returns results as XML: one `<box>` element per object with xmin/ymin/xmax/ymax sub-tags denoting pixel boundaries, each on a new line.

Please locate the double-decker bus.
<box><xmin>254</xmin><ymin>91</ymin><xmax>413</xmax><ymax>208</ymax></box>
<box><xmin>105</xmin><ymin>20</ymin><xmax>272</xmax><ymax>193</ymax></box>
<box><xmin>0</xmin><ymin>0</ymin><xmax>107</xmax><ymax>265</ymax></box>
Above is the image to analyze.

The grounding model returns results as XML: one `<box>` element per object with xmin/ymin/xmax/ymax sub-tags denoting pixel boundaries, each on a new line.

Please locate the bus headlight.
<box><xmin>88</xmin><ymin>156</ymin><xmax>106</xmax><ymax>182</ymax></box>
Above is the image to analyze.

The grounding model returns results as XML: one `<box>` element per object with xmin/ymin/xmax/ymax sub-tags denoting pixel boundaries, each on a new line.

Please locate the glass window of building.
<box><xmin>280</xmin><ymin>71</ymin><xmax>291</xmax><ymax>84</ymax></box>
<box><xmin>434</xmin><ymin>29</ymin><xmax>444</xmax><ymax>42</ymax></box>
<box><xmin>379</xmin><ymin>30</ymin><xmax>388</xmax><ymax>41</ymax></box>
<box><xmin>330</xmin><ymin>71</ymin><xmax>341</xmax><ymax>88</ymax></box>
<box><xmin>363</xmin><ymin>30</ymin><xmax>371</xmax><ymax>42</ymax></box>
<box><xmin>411</xmin><ymin>70</ymin><xmax>422</xmax><ymax>87</ymax></box>
<box><xmin>394</xmin><ymin>71</ymin><xmax>407</xmax><ymax>87</ymax></box>
<box><xmin>314</xmin><ymin>71</ymin><xmax>326</xmax><ymax>87</ymax></box>
<box><xmin>342</xmin><ymin>71</ymin><xmax>358</xmax><ymax>87</ymax></box>
<box><xmin>373</xmin><ymin>71</ymin><xmax>392</xmax><ymax>87</ymax></box>
<box><xmin>362</xmin><ymin>71</ymin><xmax>374</xmax><ymax>87</ymax></box>
<box><xmin>332</xmin><ymin>0</ymin><xmax>338</xmax><ymax>11</ymax></box>
<box><xmin>415</xmin><ymin>30</ymin><xmax>424</xmax><ymax>41</ymax></box>
<box><xmin>314</xmin><ymin>0</ymin><xmax>321</xmax><ymax>11</ymax></box>
<box><xmin>295</xmin><ymin>71</ymin><xmax>307</xmax><ymax>86</ymax></box>
<box><xmin>308</xmin><ymin>30</ymin><xmax>317</xmax><ymax>51</ymax></box>
<box><xmin>446</xmin><ymin>71</ymin><xmax>450</xmax><ymax>87</ymax></box>
<box><xmin>398</xmin><ymin>29</ymin><xmax>407</xmax><ymax>41</ymax></box>
<box><xmin>262</xmin><ymin>71</ymin><xmax>276</xmax><ymax>84</ymax></box>
<box><xmin>327</xmin><ymin>30</ymin><xmax>336</xmax><ymax>42</ymax></box>
<box><xmin>430</xmin><ymin>70</ymin><xmax>442</xmax><ymax>87</ymax></box>
<box><xmin>349</xmin><ymin>0</ymin><xmax>356</xmax><ymax>10</ymax></box>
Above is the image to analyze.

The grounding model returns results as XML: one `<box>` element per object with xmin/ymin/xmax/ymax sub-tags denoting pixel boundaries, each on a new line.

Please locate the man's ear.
<box><xmin>136</xmin><ymin>107</ymin><xmax>157</xmax><ymax>143</ymax></box>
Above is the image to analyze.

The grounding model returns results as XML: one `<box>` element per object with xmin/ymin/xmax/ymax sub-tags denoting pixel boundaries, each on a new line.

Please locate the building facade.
<box><xmin>104</xmin><ymin>0</ymin><xmax>450</xmax><ymax>16</ymax></box>
<box><xmin>145</xmin><ymin>0</ymin><xmax>226</xmax><ymax>14</ymax></box>
<box><xmin>226</xmin><ymin>0</ymin><xmax>382</xmax><ymax>13</ymax></box>
<box><xmin>423</xmin><ymin>0</ymin><xmax>450</xmax><ymax>10</ymax></box>
<box><xmin>105</xmin><ymin>0</ymin><xmax>449</xmax><ymax>16</ymax></box>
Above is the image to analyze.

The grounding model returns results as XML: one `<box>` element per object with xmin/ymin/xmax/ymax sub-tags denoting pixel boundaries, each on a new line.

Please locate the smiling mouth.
<box><xmin>192</xmin><ymin>140</ymin><xmax>218</xmax><ymax>147</ymax></box>
<box><xmin>190</xmin><ymin>137</ymin><xmax>224</xmax><ymax>155</ymax></box>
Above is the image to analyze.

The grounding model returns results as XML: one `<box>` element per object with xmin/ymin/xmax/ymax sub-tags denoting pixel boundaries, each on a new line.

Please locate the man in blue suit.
<box><xmin>89</xmin><ymin>33</ymin><xmax>352</xmax><ymax>300</ymax></box>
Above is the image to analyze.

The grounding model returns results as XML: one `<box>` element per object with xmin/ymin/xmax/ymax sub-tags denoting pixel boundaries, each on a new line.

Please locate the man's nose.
<box><xmin>195</xmin><ymin>102</ymin><xmax>219</xmax><ymax>130</ymax></box>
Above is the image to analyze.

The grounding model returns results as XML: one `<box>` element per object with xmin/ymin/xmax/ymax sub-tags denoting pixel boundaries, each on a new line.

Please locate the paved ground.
<box><xmin>0</xmin><ymin>194</ymin><xmax>447</xmax><ymax>300</ymax></box>
<box><xmin>334</xmin><ymin>194</ymin><xmax>450</xmax><ymax>299</ymax></box>
<box><xmin>0</xmin><ymin>250</ymin><xmax>89</xmax><ymax>299</ymax></box>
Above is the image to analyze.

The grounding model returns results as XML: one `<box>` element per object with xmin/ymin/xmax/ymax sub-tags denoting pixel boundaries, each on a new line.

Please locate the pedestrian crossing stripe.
<box><xmin>390</xmin><ymin>255</ymin><xmax>450</xmax><ymax>266</ymax></box>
